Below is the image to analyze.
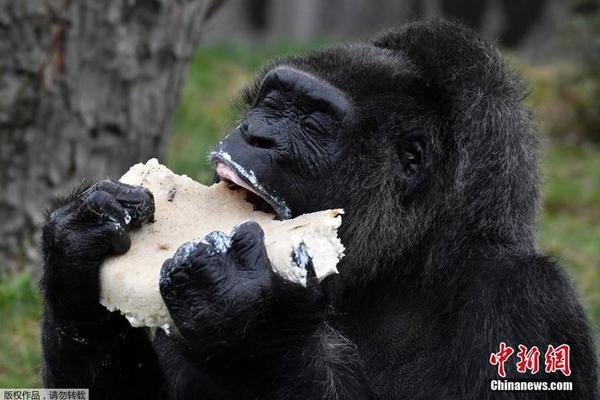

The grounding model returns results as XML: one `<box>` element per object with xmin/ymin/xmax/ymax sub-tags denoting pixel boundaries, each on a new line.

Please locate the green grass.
<box><xmin>538</xmin><ymin>144</ymin><xmax>600</xmax><ymax>332</ymax></box>
<box><xmin>1</xmin><ymin>43</ymin><xmax>599</xmax><ymax>387</ymax></box>
<box><xmin>0</xmin><ymin>273</ymin><xmax>42</xmax><ymax>387</ymax></box>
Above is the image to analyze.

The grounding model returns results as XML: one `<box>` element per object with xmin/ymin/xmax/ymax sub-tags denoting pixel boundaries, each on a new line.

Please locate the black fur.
<box><xmin>41</xmin><ymin>21</ymin><xmax>599</xmax><ymax>399</ymax></box>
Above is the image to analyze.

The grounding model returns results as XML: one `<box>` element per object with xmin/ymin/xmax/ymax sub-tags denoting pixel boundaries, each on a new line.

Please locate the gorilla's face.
<box><xmin>207</xmin><ymin>24</ymin><xmax>538</xmax><ymax>277</ymax></box>
<box><xmin>210</xmin><ymin>67</ymin><xmax>353</xmax><ymax>219</ymax></box>
<box><xmin>210</xmin><ymin>63</ymin><xmax>429</xmax><ymax>221</ymax></box>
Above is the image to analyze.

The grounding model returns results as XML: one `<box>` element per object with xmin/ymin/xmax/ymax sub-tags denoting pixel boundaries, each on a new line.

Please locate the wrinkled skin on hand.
<box><xmin>42</xmin><ymin>179</ymin><xmax>155</xmax><ymax>321</ymax></box>
<box><xmin>159</xmin><ymin>222</ymin><xmax>326</xmax><ymax>363</ymax></box>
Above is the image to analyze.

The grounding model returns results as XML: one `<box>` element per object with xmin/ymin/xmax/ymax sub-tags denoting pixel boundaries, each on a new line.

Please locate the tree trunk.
<box><xmin>0</xmin><ymin>0</ymin><xmax>218</xmax><ymax>273</ymax></box>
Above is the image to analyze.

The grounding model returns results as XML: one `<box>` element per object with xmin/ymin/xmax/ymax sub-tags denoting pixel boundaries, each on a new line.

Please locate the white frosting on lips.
<box><xmin>99</xmin><ymin>159</ymin><xmax>345</xmax><ymax>333</ymax></box>
<box><xmin>210</xmin><ymin>151</ymin><xmax>292</xmax><ymax>219</ymax></box>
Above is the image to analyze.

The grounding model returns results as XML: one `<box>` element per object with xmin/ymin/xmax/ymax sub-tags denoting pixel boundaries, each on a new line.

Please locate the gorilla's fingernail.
<box><xmin>201</xmin><ymin>231</ymin><xmax>231</xmax><ymax>255</ymax></box>
<box><xmin>172</xmin><ymin>241</ymin><xmax>198</xmax><ymax>265</ymax></box>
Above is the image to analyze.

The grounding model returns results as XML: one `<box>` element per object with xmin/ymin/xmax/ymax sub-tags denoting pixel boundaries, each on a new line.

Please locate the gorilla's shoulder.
<box><xmin>464</xmin><ymin>252</ymin><xmax>583</xmax><ymax>314</ymax></box>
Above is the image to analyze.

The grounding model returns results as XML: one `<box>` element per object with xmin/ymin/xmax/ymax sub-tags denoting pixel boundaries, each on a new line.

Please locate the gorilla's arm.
<box><xmin>159</xmin><ymin>222</ymin><xmax>374</xmax><ymax>399</ymax></box>
<box><xmin>41</xmin><ymin>181</ymin><xmax>166</xmax><ymax>398</ymax></box>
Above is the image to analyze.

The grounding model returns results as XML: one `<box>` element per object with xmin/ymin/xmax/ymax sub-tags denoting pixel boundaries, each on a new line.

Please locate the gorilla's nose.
<box><xmin>239</xmin><ymin>121</ymin><xmax>276</xmax><ymax>150</ymax></box>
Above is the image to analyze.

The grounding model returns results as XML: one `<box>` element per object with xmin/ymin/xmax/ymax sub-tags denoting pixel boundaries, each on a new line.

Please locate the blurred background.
<box><xmin>0</xmin><ymin>0</ymin><xmax>599</xmax><ymax>387</ymax></box>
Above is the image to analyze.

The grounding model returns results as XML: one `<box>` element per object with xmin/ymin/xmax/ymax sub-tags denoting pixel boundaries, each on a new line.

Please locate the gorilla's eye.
<box><xmin>302</xmin><ymin>116</ymin><xmax>325</xmax><ymax>134</ymax></box>
<box><xmin>261</xmin><ymin>94</ymin><xmax>282</xmax><ymax>109</ymax></box>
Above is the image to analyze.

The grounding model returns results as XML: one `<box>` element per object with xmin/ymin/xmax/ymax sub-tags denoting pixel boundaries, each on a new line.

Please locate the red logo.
<box><xmin>516</xmin><ymin>345</ymin><xmax>540</xmax><ymax>374</ymax></box>
<box><xmin>545</xmin><ymin>344</ymin><xmax>572</xmax><ymax>377</ymax></box>
<box><xmin>489</xmin><ymin>343</ymin><xmax>570</xmax><ymax>377</ymax></box>
<box><xmin>489</xmin><ymin>342</ymin><xmax>514</xmax><ymax>378</ymax></box>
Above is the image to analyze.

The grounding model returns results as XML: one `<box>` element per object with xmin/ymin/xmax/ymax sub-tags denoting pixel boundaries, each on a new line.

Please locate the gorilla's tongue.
<box><xmin>214</xmin><ymin>159</ymin><xmax>290</xmax><ymax>219</ymax></box>
<box><xmin>215</xmin><ymin>162</ymin><xmax>259</xmax><ymax>197</ymax></box>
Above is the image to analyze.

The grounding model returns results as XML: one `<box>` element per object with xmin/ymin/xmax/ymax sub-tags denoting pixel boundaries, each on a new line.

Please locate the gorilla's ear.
<box><xmin>375</xmin><ymin>21</ymin><xmax>539</xmax><ymax>238</ymax></box>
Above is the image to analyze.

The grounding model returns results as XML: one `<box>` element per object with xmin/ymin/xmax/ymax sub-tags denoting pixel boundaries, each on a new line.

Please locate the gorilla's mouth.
<box><xmin>210</xmin><ymin>152</ymin><xmax>292</xmax><ymax>220</ymax></box>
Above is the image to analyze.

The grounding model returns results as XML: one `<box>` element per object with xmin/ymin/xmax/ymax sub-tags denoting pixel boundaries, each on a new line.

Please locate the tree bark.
<box><xmin>0</xmin><ymin>0</ymin><xmax>217</xmax><ymax>273</ymax></box>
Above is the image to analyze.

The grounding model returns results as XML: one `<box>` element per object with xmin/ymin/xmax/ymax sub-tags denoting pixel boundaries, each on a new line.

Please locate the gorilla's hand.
<box><xmin>42</xmin><ymin>180</ymin><xmax>154</xmax><ymax>321</ymax></box>
<box><xmin>159</xmin><ymin>221</ymin><xmax>326</xmax><ymax>359</ymax></box>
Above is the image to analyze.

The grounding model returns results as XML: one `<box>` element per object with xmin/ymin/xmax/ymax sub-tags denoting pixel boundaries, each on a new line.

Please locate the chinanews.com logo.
<box><xmin>488</xmin><ymin>342</ymin><xmax>573</xmax><ymax>392</ymax></box>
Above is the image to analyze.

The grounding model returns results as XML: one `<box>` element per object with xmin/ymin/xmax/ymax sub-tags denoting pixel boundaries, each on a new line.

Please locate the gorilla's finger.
<box><xmin>160</xmin><ymin>259</ymin><xmax>188</xmax><ymax>290</ymax></box>
<box><xmin>159</xmin><ymin>257</ymin><xmax>174</xmax><ymax>281</ymax></box>
<box><xmin>229</xmin><ymin>221</ymin><xmax>270</xmax><ymax>270</ymax></box>
<box><xmin>77</xmin><ymin>189</ymin><xmax>125</xmax><ymax>225</ymax></box>
<box><xmin>81</xmin><ymin>191</ymin><xmax>131</xmax><ymax>254</ymax></box>
<box><xmin>160</xmin><ymin>241</ymin><xmax>200</xmax><ymax>288</ymax></box>
<box><xmin>106</xmin><ymin>223</ymin><xmax>131</xmax><ymax>254</ymax></box>
<box><xmin>73</xmin><ymin>190</ymin><xmax>132</xmax><ymax>255</ymax></box>
<box><xmin>159</xmin><ymin>256</ymin><xmax>196</xmax><ymax>330</ymax></box>
<box><xmin>93</xmin><ymin>179</ymin><xmax>155</xmax><ymax>229</ymax></box>
<box><xmin>231</xmin><ymin>221</ymin><xmax>265</xmax><ymax>241</ymax></box>
<box><xmin>171</xmin><ymin>241</ymin><xmax>200</xmax><ymax>267</ymax></box>
<box><xmin>200</xmin><ymin>231</ymin><xmax>231</xmax><ymax>256</ymax></box>
<box><xmin>188</xmin><ymin>242</ymin><xmax>235</xmax><ymax>285</ymax></box>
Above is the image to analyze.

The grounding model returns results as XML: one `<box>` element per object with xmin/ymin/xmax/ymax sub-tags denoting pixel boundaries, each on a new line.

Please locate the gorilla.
<box><xmin>41</xmin><ymin>21</ymin><xmax>599</xmax><ymax>399</ymax></box>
